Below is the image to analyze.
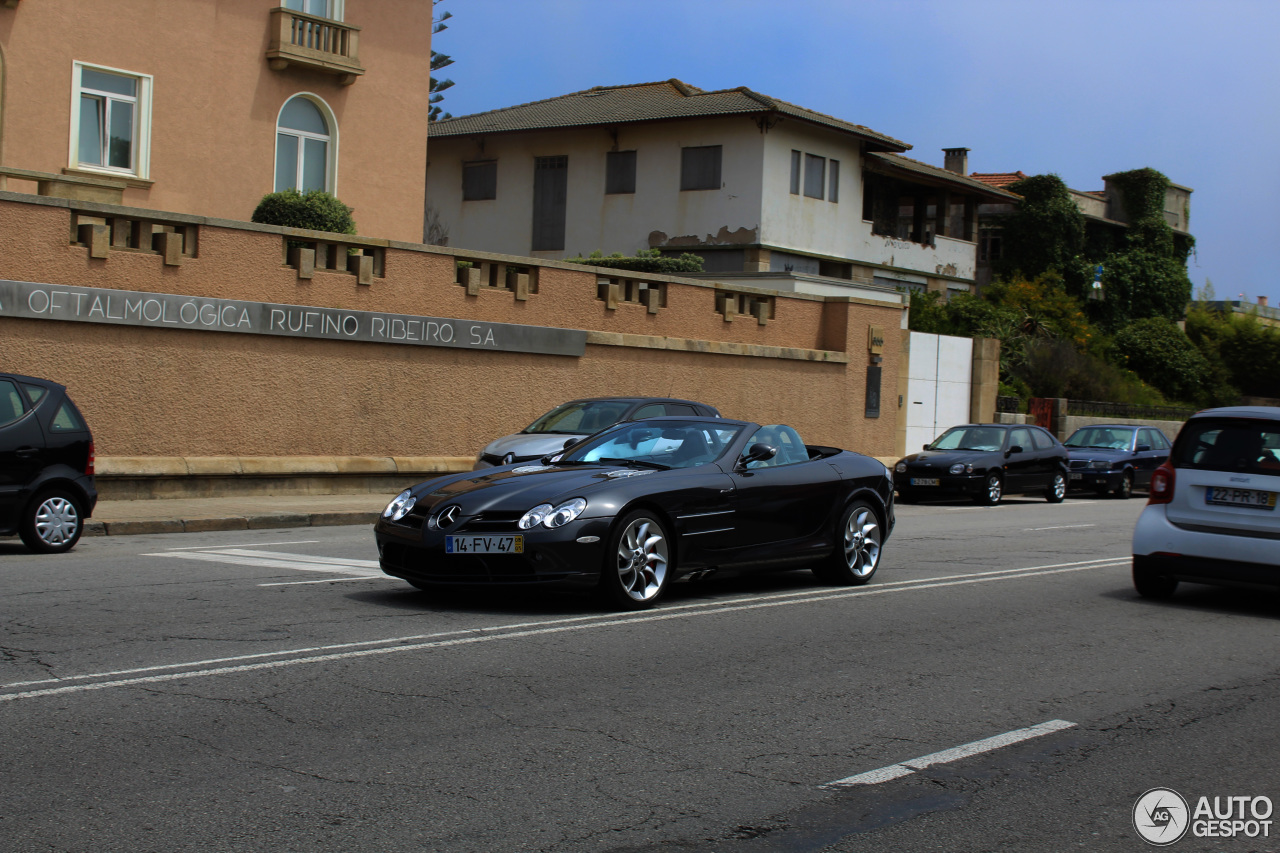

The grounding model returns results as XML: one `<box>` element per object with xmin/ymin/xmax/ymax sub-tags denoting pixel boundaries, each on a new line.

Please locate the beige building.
<box><xmin>425</xmin><ymin>81</ymin><xmax>1017</xmax><ymax>302</ymax></box>
<box><xmin>0</xmin><ymin>0</ymin><xmax>433</xmax><ymax>242</ymax></box>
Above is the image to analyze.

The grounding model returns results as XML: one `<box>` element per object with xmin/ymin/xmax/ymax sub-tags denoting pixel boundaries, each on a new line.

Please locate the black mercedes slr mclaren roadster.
<box><xmin>375</xmin><ymin>417</ymin><xmax>895</xmax><ymax>609</ymax></box>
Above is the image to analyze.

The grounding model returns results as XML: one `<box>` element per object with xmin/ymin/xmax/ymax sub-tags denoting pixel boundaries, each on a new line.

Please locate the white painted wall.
<box><xmin>426</xmin><ymin>119</ymin><xmax>765</xmax><ymax>260</ymax></box>
<box><xmin>905</xmin><ymin>331</ymin><xmax>974</xmax><ymax>451</ymax></box>
<box><xmin>426</xmin><ymin>118</ymin><xmax>979</xmax><ymax>284</ymax></box>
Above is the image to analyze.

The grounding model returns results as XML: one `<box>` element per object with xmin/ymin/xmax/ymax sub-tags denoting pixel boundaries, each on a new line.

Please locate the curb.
<box><xmin>84</xmin><ymin>511</ymin><xmax>381</xmax><ymax>537</ymax></box>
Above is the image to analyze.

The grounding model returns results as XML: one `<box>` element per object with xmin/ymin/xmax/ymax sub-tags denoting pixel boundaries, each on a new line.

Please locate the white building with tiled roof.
<box><xmin>425</xmin><ymin>80</ymin><xmax>1018</xmax><ymax>300</ymax></box>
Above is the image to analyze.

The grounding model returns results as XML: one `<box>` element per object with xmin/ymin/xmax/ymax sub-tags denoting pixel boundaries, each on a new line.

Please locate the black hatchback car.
<box><xmin>1063</xmin><ymin>424</ymin><xmax>1171</xmax><ymax>499</ymax></box>
<box><xmin>894</xmin><ymin>423</ymin><xmax>1069</xmax><ymax>505</ymax></box>
<box><xmin>0</xmin><ymin>374</ymin><xmax>97</xmax><ymax>553</ymax></box>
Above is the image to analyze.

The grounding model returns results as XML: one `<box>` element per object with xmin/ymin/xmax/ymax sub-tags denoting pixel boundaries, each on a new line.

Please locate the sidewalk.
<box><xmin>86</xmin><ymin>494</ymin><xmax>389</xmax><ymax>536</ymax></box>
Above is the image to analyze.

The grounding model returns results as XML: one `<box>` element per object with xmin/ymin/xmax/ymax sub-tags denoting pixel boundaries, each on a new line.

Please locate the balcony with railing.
<box><xmin>266</xmin><ymin>7</ymin><xmax>364</xmax><ymax>85</ymax></box>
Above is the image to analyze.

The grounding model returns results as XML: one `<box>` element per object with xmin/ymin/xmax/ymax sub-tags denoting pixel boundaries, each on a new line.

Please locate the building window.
<box><xmin>70</xmin><ymin>64</ymin><xmax>152</xmax><ymax>178</ymax></box>
<box><xmin>828</xmin><ymin>159</ymin><xmax>839</xmax><ymax>203</ymax></box>
<box><xmin>284</xmin><ymin>0</ymin><xmax>344</xmax><ymax>19</ymax></box>
<box><xmin>605</xmin><ymin>150</ymin><xmax>636</xmax><ymax>195</ymax></box>
<box><xmin>680</xmin><ymin>145</ymin><xmax>721</xmax><ymax>191</ymax></box>
<box><xmin>275</xmin><ymin>95</ymin><xmax>334</xmax><ymax>192</ymax></box>
<box><xmin>804</xmin><ymin>153</ymin><xmax>825</xmax><ymax>199</ymax></box>
<box><xmin>790</xmin><ymin>150</ymin><xmax>802</xmax><ymax>195</ymax></box>
<box><xmin>462</xmin><ymin>160</ymin><xmax>497</xmax><ymax>201</ymax></box>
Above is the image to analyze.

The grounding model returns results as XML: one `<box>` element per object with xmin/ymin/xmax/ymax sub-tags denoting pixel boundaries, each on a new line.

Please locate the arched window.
<box><xmin>275</xmin><ymin>95</ymin><xmax>334</xmax><ymax>193</ymax></box>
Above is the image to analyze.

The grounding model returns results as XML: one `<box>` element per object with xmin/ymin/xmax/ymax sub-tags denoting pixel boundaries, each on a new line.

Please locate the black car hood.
<box><xmin>1065</xmin><ymin>447</ymin><xmax>1130</xmax><ymax>460</ymax></box>
<box><xmin>899</xmin><ymin>450</ymin><xmax>996</xmax><ymax>468</ymax></box>
<box><xmin>409</xmin><ymin>463</ymin><xmax>661</xmax><ymax>515</ymax></box>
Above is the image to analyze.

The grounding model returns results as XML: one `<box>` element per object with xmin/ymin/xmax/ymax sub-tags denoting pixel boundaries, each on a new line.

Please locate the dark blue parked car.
<box><xmin>1063</xmin><ymin>424</ymin><xmax>1171</xmax><ymax>499</ymax></box>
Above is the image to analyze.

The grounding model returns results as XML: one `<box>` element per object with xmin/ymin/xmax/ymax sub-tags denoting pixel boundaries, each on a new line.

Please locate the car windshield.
<box><xmin>929</xmin><ymin>427</ymin><xmax>1005</xmax><ymax>452</ymax></box>
<box><xmin>523</xmin><ymin>400</ymin><xmax>632</xmax><ymax>435</ymax></box>
<box><xmin>1064</xmin><ymin>427</ymin><xmax>1134</xmax><ymax>450</ymax></box>
<box><xmin>1172</xmin><ymin>417</ymin><xmax>1280</xmax><ymax>475</ymax></box>
<box><xmin>560</xmin><ymin>420</ymin><xmax>744</xmax><ymax>470</ymax></box>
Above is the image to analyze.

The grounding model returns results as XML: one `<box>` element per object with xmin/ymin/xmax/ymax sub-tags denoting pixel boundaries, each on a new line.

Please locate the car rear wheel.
<box><xmin>599</xmin><ymin>510</ymin><xmax>672</xmax><ymax>610</ymax></box>
<box><xmin>1113</xmin><ymin>471</ymin><xmax>1133</xmax><ymax>500</ymax></box>
<box><xmin>1133</xmin><ymin>560</ymin><xmax>1178</xmax><ymax>600</ymax></box>
<box><xmin>19</xmin><ymin>487</ymin><xmax>85</xmax><ymax>554</ymax></box>
<box><xmin>813</xmin><ymin>501</ymin><xmax>881</xmax><ymax>585</ymax></box>
<box><xmin>976</xmin><ymin>473</ymin><xmax>1002</xmax><ymax>505</ymax></box>
<box><xmin>1045</xmin><ymin>471</ymin><xmax>1067</xmax><ymax>503</ymax></box>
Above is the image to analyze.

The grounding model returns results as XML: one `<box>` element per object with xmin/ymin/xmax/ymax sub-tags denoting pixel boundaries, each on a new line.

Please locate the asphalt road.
<box><xmin>2</xmin><ymin>493</ymin><xmax>1278</xmax><ymax>852</ymax></box>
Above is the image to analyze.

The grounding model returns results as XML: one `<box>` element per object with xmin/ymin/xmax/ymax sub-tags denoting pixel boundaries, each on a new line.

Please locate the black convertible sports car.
<box><xmin>375</xmin><ymin>417</ymin><xmax>895</xmax><ymax>609</ymax></box>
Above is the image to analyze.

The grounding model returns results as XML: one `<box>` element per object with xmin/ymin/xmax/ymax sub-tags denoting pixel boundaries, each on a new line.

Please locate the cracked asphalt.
<box><xmin>2</xmin><ymin>496</ymin><xmax>1278</xmax><ymax>852</ymax></box>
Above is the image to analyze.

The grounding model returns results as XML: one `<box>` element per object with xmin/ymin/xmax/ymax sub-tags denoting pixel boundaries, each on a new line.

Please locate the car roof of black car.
<box><xmin>1188</xmin><ymin>406</ymin><xmax>1280</xmax><ymax>420</ymax></box>
<box><xmin>1068</xmin><ymin>423</ymin><xmax>1138</xmax><ymax>431</ymax></box>
<box><xmin>1</xmin><ymin>373</ymin><xmax>65</xmax><ymax>390</ymax></box>
<box><xmin>563</xmin><ymin>396</ymin><xmax>716</xmax><ymax>407</ymax></box>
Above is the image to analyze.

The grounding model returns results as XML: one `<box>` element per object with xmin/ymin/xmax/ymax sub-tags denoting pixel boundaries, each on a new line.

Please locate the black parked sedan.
<box><xmin>0</xmin><ymin>373</ymin><xmax>97</xmax><ymax>553</ymax></box>
<box><xmin>377</xmin><ymin>417</ymin><xmax>895</xmax><ymax>609</ymax></box>
<box><xmin>894</xmin><ymin>423</ymin><xmax>1068</xmax><ymax>505</ymax></box>
<box><xmin>1063</xmin><ymin>424</ymin><xmax>1171</xmax><ymax>498</ymax></box>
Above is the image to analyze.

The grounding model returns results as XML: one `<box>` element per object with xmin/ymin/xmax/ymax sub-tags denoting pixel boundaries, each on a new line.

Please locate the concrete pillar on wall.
<box><xmin>745</xmin><ymin>248</ymin><xmax>771</xmax><ymax>272</ymax></box>
<box><xmin>895</xmin><ymin>328</ymin><xmax>911</xmax><ymax>458</ymax></box>
<box><xmin>969</xmin><ymin>336</ymin><xmax>1001</xmax><ymax>423</ymax></box>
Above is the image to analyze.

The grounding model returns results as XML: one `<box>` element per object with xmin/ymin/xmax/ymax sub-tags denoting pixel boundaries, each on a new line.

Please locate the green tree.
<box><xmin>1112</xmin><ymin>317</ymin><xmax>1210</xmax><ymax>403</ymax></box>
<box><xmin>996</xmin><ymin>175</ymin><xmax>1085</xmax><ymax>284</ymax></box>
<box><xmin>429</xmin><ymin>3</ymin><xmax>454</xmax><ymax>122</ymax></box>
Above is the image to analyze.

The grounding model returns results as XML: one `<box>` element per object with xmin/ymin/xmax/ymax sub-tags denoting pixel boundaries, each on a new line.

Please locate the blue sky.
<box><xmin>434</xmin><ymin>0</ymin><xmax>1280</xmax><ymax>308</ymax></box>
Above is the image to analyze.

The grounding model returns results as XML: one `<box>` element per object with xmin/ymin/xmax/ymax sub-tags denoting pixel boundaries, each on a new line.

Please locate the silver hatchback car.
<box><xmin>1132</xmin><ymin>406</ymin><xmax>1280</xmax><ymax>598</ymax></box>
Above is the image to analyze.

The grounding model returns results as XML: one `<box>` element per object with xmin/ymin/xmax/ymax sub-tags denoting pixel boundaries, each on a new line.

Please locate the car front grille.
<box><xmin>457</xmin><ymin>512</ymin><xmax>523</xmax><ymax>532</ymax></box>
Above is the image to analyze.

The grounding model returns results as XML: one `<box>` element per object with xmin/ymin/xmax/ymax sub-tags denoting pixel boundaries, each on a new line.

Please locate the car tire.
<box><xmin>1045</xmin><ymin>471</ymin><xmax>1067</xmax><ymax>503</ymax></box>
<box><xmin>975</xmin><ymin>472</ymin><xmax>1002</xmax><ymax>505</ymax></box>
<box><xmin>1113</xmin><ymin>471</ymin><xmax>1133</xmax><ymax>500</ymax></box>
<box><xmin>813</xmin><ymin>501</ymin><xmax>882</xmax><ymax>586</ymax></box>
<box><xmin>18</xmin><ymin>487</ymin><xmax>85</xmax><ymax>554</ymax></box>
<box><xmin>1133</xmin><ymin>559</ymin><xmax>1178</xmax><ymax>600</ymax></box>
<box><xmin>598</xmin><ymin>510</ymin><xmax>673</xmax><ymax>610</ymax></box>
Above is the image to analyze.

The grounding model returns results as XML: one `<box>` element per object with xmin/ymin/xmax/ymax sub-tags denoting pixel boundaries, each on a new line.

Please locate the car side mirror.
<box><xmin>738</xmin><ymin>443</ymin><xmax>777</xmax><ymax>469</ymax></box>
<box><xmin>563</xmin><ymin>438</ymin><xmax>579</xmax><ymax>450</ymax></box>
<box><xmin>922</xmin><ymin>443</ymin><xmax>931</xmax><ymax>451</ymax></box>
<box><xmin>1006</xmin><ymin>445</ymin><xmax>1023</xmax><ymax>456</ymax></box>
<box><xmin>1136</xmin><ymin>444</ymin><xmax>1151</xmax><ymax>453</ymax></box>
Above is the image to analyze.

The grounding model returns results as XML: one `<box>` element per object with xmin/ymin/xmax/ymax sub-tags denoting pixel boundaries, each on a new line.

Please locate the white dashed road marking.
<box><xmin>823</xmin><ymin>719</ymin><xmax>1078</xmax><ymax>787</ymax></box>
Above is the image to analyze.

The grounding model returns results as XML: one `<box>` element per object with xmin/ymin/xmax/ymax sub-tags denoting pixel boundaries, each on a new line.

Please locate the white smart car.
<box><xmin>1132</xmin><ymin>406</ymin><xmax>1280</xmax><ymax>598</ymax></box>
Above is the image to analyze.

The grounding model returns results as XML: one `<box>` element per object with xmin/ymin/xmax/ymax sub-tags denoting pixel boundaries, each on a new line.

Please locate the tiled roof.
<box><xmin>968</xmin><ymin>171</ymin><xmax>1028</xmax><ymax>189</ymax></box>
<box><xmin>429</xmin><ymin>79</ymin><xmax>910</xmax><ymax>151</ymax></box>
<box><xmin>867</xmin><ymin>154</ymin><xmax>1021</xmax><ymax>200</ymax></box>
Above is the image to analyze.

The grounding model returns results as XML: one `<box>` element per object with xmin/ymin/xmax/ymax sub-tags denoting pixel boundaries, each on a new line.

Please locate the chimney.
<box><xmin>1261</xmin><ymin>296</ymin><xmax>1270</xmax><ymax>308</ymax></box>
<box><xmin>943</xmin><ymin>147</ymin><xmax>970</xmax><ymax>175</ymax></box>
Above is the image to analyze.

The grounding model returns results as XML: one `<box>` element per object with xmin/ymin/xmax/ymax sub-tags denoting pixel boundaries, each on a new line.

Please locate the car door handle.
<box><xmin>720</xmin><ymin>488</ymin><xmax>734</xmax><ymax>494</ymax></box>
<box><xmin>16</xmin><ymin>447</ymin><xmax>40</xmax><ymax>458</ymax></box>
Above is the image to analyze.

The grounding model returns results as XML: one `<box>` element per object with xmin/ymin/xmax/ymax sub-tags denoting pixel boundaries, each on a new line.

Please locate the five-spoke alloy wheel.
<box><xmin>977</xmin><ymin>472</ymin><xmax>1003</xmax><ymax>505</ymax></box>
<box><xmin>1045</xmin><ymin>471</ymin><xmax>1067</xmax><ymax>503</ymax></box>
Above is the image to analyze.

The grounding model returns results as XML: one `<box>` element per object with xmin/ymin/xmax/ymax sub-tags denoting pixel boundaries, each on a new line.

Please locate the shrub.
<box><xmin>566</xmin><ymin>249</ymin><xmax>704</xmax><ymax>274</ymax></box>
<box><xmin>1113</xmin><ymin>318</ymin><xmax>1209</xmax><ymax>403</ymax></box>
<box><xmin>252</xmin><ymin>189</ymin><xmax>357</xmax><ymax>237</ymax></box>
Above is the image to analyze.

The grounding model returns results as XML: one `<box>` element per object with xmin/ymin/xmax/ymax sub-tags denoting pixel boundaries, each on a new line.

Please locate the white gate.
<box><xmin>905</xmin><ymin>332</ymin><xmax>973</xmax><ymax>451</ymax></box>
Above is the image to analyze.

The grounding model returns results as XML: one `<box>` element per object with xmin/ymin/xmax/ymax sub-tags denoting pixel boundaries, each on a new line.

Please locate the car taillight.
<box><xmin>1148</xmin><ymin>461</ymin><xmax>1174</xmax><ymax>505</ymax></box>
<box><xmin>86</xmin><ymin>439</ymin><xmax>95</xmax><ymax>476</ymax></box>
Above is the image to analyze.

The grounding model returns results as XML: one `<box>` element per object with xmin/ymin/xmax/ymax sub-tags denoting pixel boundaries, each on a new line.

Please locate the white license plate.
<box><xmin>910</xmin><ymin>477</ymin><xmax>939</xmax><ymax>487</ymax></box>
<box><xmin>1205</xmin><ymin>488</ymin><xmax>1277</xmax><ymax>510</ymax></box>
<box><xmin>445</xmin><ymin>535</ymin><xmax>525</xmax><ymax>554</ymax></box>
<box><xmin>1069</xmin><ymin>473</ymin><xmax>1083</xmax><ymax>480</ymax></box>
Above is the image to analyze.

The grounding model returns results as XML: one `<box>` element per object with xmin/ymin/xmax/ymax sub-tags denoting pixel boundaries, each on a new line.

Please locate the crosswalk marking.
<box><xmin>143</xmin><ymin>547</ymin><xmax>382</xmax><ymax>579</ymax></box>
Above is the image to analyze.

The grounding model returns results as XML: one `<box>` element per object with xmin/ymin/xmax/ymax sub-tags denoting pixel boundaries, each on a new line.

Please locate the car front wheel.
<box><xmin>1114</xmin><ymin>471</ymin><xmax>1133</xmax><ymax>500</ymax></box>
<box><xmin>976</xmin><ymin>472</ymin><xmax>1002</xmax><ymax>505</ymax></box>
<box><xmin>19</xmin><ymin>487</ymin><xmax>85</xmax><ymax>554</ymax></box>
<box><xmin>1045</xmin><ymin>471</ymin><xmax>1067</xmax><ymax>503</ymax></box>
<box><xmin>813</xmin><ymin>501</ymin><xmax>882</xmax><ymax>585</ymax></box>
<box><xmin>599</xmin><ymin>510</ymin><xmax>673</xmax><ymax>610</ymax></box>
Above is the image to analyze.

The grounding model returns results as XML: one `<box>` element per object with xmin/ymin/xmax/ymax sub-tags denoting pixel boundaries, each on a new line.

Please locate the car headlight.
<box><xmin>949</xmin><ymin>463</ymin><xmax>973</xmax><ymax>474</ymax></box>
<box><xmin>895</xmin><ymin>462</ymin><xmax>907</xmax><ymax>473</ymax></box>
<box><xmin>1090</xmin><ymin>460</ymin><xmax>1111</xmax><ymax>469</ymax></box>
<box><xmin>384</xmin><ymin>489</ymin><xmax>416</xmax><ymax>521</ymax></box>
<box><xmin>518</xmin><ymin>498</ymin><xmax>587</xmax><ymax>530</ymax></box>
